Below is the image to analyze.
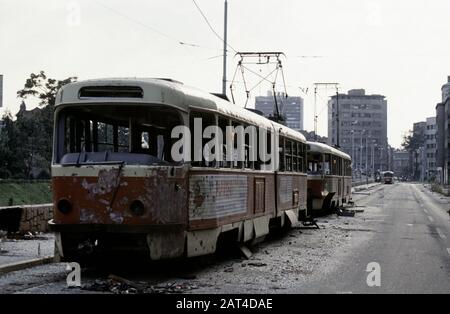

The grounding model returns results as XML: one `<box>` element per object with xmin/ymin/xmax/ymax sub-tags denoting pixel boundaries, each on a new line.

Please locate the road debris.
<box><xmin>247</xmin><ymin>262</ymin><xmax>267</xmax><ymax>267</ymax></box>
<box><xmin>239</xmin><ymin>245</ymin><xmax>253</xmax><ymax>259</ymax></box>
<box><xmin>336</xmin><ymin>208</ymin><xmax>356</xmax><ymax>217</ymax></box>
<box><xmin>81</xmin><ymin>274</ymin><xmax>199</xmax><ymax>294</ymax></box>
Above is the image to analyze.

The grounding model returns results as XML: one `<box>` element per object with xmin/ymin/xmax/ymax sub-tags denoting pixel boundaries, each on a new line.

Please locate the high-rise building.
<box><xmin>424</xmin><ymin>117</ymin><xmax>437</xmax><ymax>180</ymax></box>
<box><xmin>328</xmin><ymin>89</ymin><xmax>388</xmax><ymax>174</ymax></box>
<box><xmin>436</xmin><ymin>76</ymin><xmax>450</xmax><ymax>184</ymax></box>
<box><xmin>255</xmin><ymin>91</ymin><xmax>304</xmax><ymax>132</ymax></box>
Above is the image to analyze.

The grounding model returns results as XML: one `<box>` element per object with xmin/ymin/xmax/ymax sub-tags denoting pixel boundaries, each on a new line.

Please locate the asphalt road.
<box><xmin>299</xmin><ymin>182</ymin><xmax>450</xmax><ymax>293</ymax></box>
<box><xmin>0</xmin><ymin>182</ymin><xmax>449</xmax><ymax>294</ymax></box>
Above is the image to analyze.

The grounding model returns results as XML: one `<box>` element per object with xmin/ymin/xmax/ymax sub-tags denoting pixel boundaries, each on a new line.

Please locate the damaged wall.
<box><xmin>0</xmin><ymin>204</ymin><xmax>53</xmax><ymax>234</ymax></box>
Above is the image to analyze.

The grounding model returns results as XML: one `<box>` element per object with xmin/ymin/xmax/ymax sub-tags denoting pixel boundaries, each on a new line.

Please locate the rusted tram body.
<box><xmin>48</xmin><ymin>78</ymin><xmax>308</xmax><ymax>261</ymax></box>
<box><xmin>306</xmin><ymin>142</ymin><xmax>352</xmax><ymax>213</ymax></box>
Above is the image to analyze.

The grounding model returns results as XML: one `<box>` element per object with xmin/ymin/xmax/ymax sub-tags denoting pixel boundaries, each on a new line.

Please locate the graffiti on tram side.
<box><xmin>279</xmin><ymin>176</ymin><xmax>293</xmax><ymax>204</ymax></box>
<box><xmin>189</xmin><ymin>175</ymin><xmax>248</xmax><ymax>220</ymax></box>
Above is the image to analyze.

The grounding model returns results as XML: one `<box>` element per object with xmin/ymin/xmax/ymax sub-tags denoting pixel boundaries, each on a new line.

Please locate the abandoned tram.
<box><xmin>48</xmin><ymin>78</ymin><xmax>351</xmax><ymax>261</ymax></box>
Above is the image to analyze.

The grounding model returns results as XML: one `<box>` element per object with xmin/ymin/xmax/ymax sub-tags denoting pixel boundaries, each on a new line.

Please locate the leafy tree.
<box><xmin>401</xmin><ymin>130</ymin><xmax>425</xmax><ymax>152</ymax></box>
<box><xmin>14</xmin><ymin>71</ymin><xmax>77</xmax><ymax>178</ymax></box>
<box><xmin>0</xmin><ymin>111</ymin><xmax>21</xmax><ymax>178</ymax></box>
<box><xmin>17</xmin><ymin>71</ymin><xmax>77</xmax><ymax>107</ymax></box>
<box><xmin>402</xmin><ymin>129</ymin><xmax>425</xmax><ymax>180</ymax></box>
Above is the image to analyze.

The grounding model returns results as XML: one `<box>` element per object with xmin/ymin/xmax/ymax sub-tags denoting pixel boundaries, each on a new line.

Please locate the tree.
<box><xmin>14</xmin><ymin>71</ymin><xmax>77</xmax><ymax>178</ymax></box>
<box><xmin>401</xmin><ymin>130</ymin><xmax>424</xmax><ymax>152</ymax></box>
<box><xmin>17</xmin><ymin>71</ymin><xmax>77</xmax><ymax>107</ymax></box>
<box><xmin>402</xmin><ymin>129</ymin><xmax>425</xmax><ymax>180</ymax></box>
<box><xmin>0</xmin><ymin>111</ymin><xmax>21</xmax><ymax>178</ymax></box>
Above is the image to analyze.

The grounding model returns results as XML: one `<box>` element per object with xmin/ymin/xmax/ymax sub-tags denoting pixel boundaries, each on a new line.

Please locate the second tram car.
<box><xmin>306</xmin><ymin>142</ymin><xmax>352</xmax><ymax>214</ymax></box>
<box><xmin>48</xmin><ymin>78</ymin><xmax>309</xmax><ymax>261</ymax></box>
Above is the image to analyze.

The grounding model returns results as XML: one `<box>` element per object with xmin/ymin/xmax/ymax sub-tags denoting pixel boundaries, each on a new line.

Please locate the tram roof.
<box><xmin>55</xmin><ymin>78</ymin><xmax>306</xmax><ymax>143</ymax></box>
<box><xmin>306</xmin><ymin>141</ymin><xmax>351</xmax><ymax>160</ymax></box>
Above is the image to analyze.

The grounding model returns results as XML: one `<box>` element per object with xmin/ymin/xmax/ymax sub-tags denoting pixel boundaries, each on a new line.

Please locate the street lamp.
<box><xmin>351</xmin><ymin>130</ymin><xmax>354</xmax><ymax>170</ymax></box>
<box><xmin>365</xmin><ymin>135</ymin><xmax>370</xmax><ymax>178</ymax></box>
<box><xmin>360</xmin><ymin>129</ymin><xmax>366</xmax><ymax>176</ymax></box>
<box><xmin>350</xmin><ymin>120</ymin><xmax>358</xmax><ymax>172</ymax></box>
<box><xmin>379</xmin><ymin>146</ymin><xmax>384</xmax><ymax>172</ymax></box>
<box><xmin>372</xmin><ymin>141</ymin><xmax>376</xmax><ymax>178</ymax></box>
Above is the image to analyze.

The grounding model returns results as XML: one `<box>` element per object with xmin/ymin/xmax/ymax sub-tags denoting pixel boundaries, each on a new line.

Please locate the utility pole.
<box><xmin>314</xmin><ymin>86</ymin><xmax>317</xmax><ymax>141</ymax></box>
<box><xmin>351</xmin><ymin>130</ymin><xmax>354</xmax><ymax>170</ymax></box>
<box><xmin>313</xmin><ymin>82</ymin><xmax>339</xmax><ymax>143</ymax></box>
<box><xmin>365</xmin><ymin>136</ymin><xmax>369</xmax><ymax>176</ymax></box>
<box><xmin>372</xmin><ymin>141</ymin><xmax>375</xmax><ymax>178</ymax></box>
<box><xmin>360</xmin><ymin>130</ymin><xmax>365</xmax><ymax>175</ymax></box>
<box><xmin>222</xmin><ymin>0</ymin><xmax>228</xmax><ymax>96</ymax></box>
<box><xmin>336</xmin><ymin>87</ymin><xmax>340</xmax><ymax>147</ymax></box>
<box><xmin>351</xmin><ymin>120</ymin><xmax>358</xmax><ymax>171</ymax></box>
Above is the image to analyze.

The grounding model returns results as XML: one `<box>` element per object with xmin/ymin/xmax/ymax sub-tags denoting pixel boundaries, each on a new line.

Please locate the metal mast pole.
<box><xmin>351</xmin><ymin>120</ymin><xmax>357</xmax><ymax>171</ymax></box>
<box><xmin>360</xmin><ymin>131</ymin><xmax>364</xmax><ymax>173</ymax></box>
<box><xmin>366</xmin><ymin>136</ymin><xmax>369</xmax><ymax>176</ymax></box>
<box><xmin>372</xmin><ymin>141</ymin><xmax>375</xmax><ymax>177</ymax></box>
<box><xmin>336</xmin><ymin>87</ymin><xmax>339</xmax><ymax>147</ymax></box>
<box><xmin>222</xmin><ymin>0</ymin><xmax>228</xmax><ymax>96</ymax></box>
<box><xmin>312</xmin><ymin>82</ymin><xmax>339</xmax><ymax>143</ymax></box>
<box><xmin>314</xmin><ymin>86</ymin><xmax>317</xmax><ymax>141</ymax></box>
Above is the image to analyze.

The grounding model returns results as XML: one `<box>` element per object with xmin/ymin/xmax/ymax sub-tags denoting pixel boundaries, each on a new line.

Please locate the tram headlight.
<box><xmin>130</xmin><ymin>200</ymin><xmax>145</xmax><ymax>216</ymax></box>
<box><xmin>57</xmin><ymin>199</ymin><xmax>72</xmax><ymax>214</ymax></box>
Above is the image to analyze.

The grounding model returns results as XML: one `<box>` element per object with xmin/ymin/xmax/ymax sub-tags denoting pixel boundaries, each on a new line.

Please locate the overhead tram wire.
<box><xmin>191</xmin><ymin>0</ymin><xmax>237</xmax><ymax>54</ymax></box>
<box><xmin>93</xmin><ymin>0</ymin><xmax>220</xmax><ymax>52</ymax></box>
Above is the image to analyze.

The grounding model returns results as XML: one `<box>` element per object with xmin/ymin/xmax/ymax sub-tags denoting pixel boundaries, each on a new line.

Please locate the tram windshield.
<box><xmin>54</xmin><ymin>105</ymin><xmax>182</xmax><ymax>165</ymax></box>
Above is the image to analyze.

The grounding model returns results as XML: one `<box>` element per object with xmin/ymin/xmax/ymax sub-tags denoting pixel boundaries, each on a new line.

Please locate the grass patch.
<box><xmin>430</xmin><ymin>183</ymin><xmax>450</xmax><ymax>197</ymax></box>
<box><xmin>0</xmin><ymin>181</ymin><xmax>52</xmax><ymax>206</ymax></box>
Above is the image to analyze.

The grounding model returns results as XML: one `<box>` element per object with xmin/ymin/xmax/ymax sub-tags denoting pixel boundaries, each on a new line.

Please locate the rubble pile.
<box><xmin>81</xmin><ymin>274</ymin><xmax>199</xmax><ymax>294</ymax></box>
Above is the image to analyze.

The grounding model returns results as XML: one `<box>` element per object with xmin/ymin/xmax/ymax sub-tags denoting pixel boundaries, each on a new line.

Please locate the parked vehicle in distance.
<box><xmin>382</xmin><ymin>171</ymin><xmax>394</xmax><ymax>184</ymax></box>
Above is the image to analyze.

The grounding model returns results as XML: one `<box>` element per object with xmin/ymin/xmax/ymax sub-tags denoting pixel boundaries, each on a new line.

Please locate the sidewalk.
<box><xmin>351</xmin><ymin>182</ymin><xmax>381</xmax><ymax>193</ymax></box>
<box><xmin>0</xmin><ymin>233</ymin><xmax>54</xmax><ymax>274</ymax></box>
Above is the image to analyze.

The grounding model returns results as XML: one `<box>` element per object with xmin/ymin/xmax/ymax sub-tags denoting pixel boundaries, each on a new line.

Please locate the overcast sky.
<box><xmin>1</xmin><ymin>0</ymin><xmax>450</xmax><ymax>148</ymax></box>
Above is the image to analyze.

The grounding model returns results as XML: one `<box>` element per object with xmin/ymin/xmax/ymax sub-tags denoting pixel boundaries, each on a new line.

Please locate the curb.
<box><xmin>0</xmin><ymin>256</ymin><xmax>54</xmax><ymax>275</ymax></box>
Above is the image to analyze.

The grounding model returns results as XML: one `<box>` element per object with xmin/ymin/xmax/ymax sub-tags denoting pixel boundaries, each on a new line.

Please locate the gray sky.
<box><xmin>1</xmin><ymin>0</ymin><xmax>449</xmax><ymax>148</ymax></box>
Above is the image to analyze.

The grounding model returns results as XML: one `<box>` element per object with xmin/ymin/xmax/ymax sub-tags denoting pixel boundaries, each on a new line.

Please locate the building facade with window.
<box><xmin>327</xmin><ymin>89</ymin><xmax>388</xmax><ymax>175</ymax></box>
<box><xmin>393</xmin><ymin>149</ymin><xmax>410</xmax><ymax>179</ymax></box>
<box><xmin>424</xmin><ymin>117</ymin><xmax>437</xmax><ymax>180</ymax></box>
<box><xmin>255</xmin><ymin>92</ymin><xmax>304</xmax><ymax>132</ymax></box>
<box><xmin>436</xmin><ymin>76</ymin><xmax>450</xmax><ymax>185</ymax></box>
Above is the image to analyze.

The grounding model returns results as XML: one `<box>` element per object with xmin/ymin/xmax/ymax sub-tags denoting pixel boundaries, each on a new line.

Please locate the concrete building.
<box><xmin>436</xmin><ymin>76</ymin><xmax>450</xmax><ymax>185</ymax></box>
<box><xmin>424</xmin><ymin>117</ymin><xmax>437</xmax><ymax>180</ymax></box>
<box><xmin>328</xmin><ymin>89</ymin><xmax>388</xmax><ymax>175</ymax></box>
<box><xmin>392</xmin><ymin>150</ymin><xmax>410</xmax><ymax>179</ymax></box>
<box><xmin>255</xmin><ymin>92</ymin><xmax>304</xmax><ymax>132</ymax></box>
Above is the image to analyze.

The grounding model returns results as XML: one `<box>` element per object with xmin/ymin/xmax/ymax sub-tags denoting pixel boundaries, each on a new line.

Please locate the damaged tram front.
<box><xmin>49</xmin><ymin>80</ymin><xmax>188</xmax><ymax>261</ymax></box>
